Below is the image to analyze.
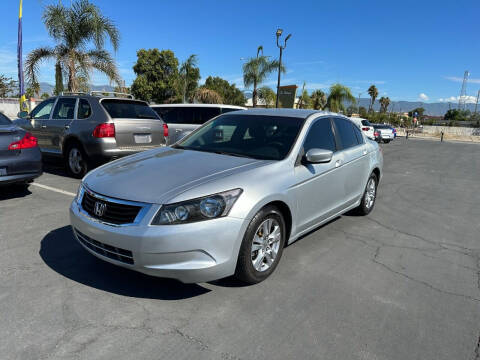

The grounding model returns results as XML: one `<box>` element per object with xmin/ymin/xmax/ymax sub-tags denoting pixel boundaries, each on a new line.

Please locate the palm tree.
<box><xmin>379</xmin><ymin>96</ymin><xmax>390</xmax><ymax>113</ymax></box>
<box><xmin>25</xmin><ymin>0</ymin><xmax>121</xmax><ymax>93</ymax></box>
<box><xmin>326</xmin><ymin>83</ymin><xmax>355</xmax><ymax>113</ymax></box>
<box><xmin>243</xmin><ymin>46</ymin><xmax>285</xmax><ymax>107</ymax></box>
<box><xmin>367</xmin><ymin>85</ymin><xmax>378</xmax><ymax>112</ymax></box>
<box><xmin>310</xmin><ymin>89</ymin><xmax>327</xmax><ymax>110</ymax></box>
<box><xmin>257</xmin><ymin>86</ymin><xmax>276</xmax><ymax>108</ymax></box>
<box><xmin>179</xmin><ymin>54</ymin><xmax>199</xmax><ymax>103</ymax></box>
<box><xmin>194</xmin><ymin>88</ymin><xmax>222</xmax><ymax>104</ymax></box>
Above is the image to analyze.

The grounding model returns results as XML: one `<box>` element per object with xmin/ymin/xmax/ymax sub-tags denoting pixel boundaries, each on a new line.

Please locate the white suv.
<box><xmin>349</xmin><ymin>117</ymin><xmax>374</xmax><ymax>140</ymax></box>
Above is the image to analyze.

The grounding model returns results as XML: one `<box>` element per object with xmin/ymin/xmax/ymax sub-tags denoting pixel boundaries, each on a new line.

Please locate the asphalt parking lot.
<box><xmin>1</xmin><ymin>138</ymin><xmax>479</xmax><ymax>360</ymax></box>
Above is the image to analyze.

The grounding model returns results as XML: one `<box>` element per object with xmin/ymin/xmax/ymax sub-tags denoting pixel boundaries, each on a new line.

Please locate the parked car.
<box><xmin>0</xmin><ymin>112</ymin><xmax>42</xmax><ymax>188</ymax></box>
<box><xmin>70</xmin><ymin>109</ymin><xmax>383</xmax><ymax>284</ymax></box>
<box><xmin>372</xmin><ymin>124</ymin><xmax>395</xmax><ymax>143</ymax></box>
<box><xmin>151</xmin><ymin>104</ymin><xmax>245</xmax><ymax>144</ymax></box>
<box><xmin>16</xmin><ymin>92</ymin><xmax>166</xmax><ymax>178</ymax></box>
<box><xmin>349</xmin><ymin>117</ymin><xmax>375</xmax><ymax>140</ymax></box>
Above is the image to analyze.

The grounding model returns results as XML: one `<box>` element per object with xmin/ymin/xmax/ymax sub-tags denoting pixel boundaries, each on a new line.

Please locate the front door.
<box><xmin>46</xmin><ymin>97</ymin><xmax>77</xmax><ymax>154</ymax></box>
<box><xmin>290</xmin><ymin>117</ymin><xmax>345</xmax><ymax>234</ymax></box>
<box><xmin>29</xmin><ymin>97</ymin><xmax>57</xmax><ymax>150</ymax></box>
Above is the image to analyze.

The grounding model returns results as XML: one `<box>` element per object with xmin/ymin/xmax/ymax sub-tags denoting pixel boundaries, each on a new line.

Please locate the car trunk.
<box><xmin>112</xmin><ymin>118</ymin><xmax>165</xmax><ymax>149</ymax></box>
<box><xmin>0</xmin><ymin>125</ymin><xmax>19</xmax><ymax>156</ymax></box>
<box><xmin>378</xmin><ymin>128</ymin><xmax>393</xmax><ymax>137</ymax></box>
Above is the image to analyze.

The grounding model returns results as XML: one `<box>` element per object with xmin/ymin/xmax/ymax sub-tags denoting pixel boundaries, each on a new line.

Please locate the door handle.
<box><xmin>335</xmin><ymin>160</ymin><xmax>342</xmax><ymax>168</ymax></box>
<box><xmin>363</xmin><ymin>149</ymin><xmax>367</xmax><ymax>155</ymax></box>
<box><xmin>41</xmin><ymin>125</ymin><xmax>47</xmax><ymax>129</ymax></box>
<box><xmin>64</xmin><ymin>125</ymin><xmax>70</xmax><ymax>129</ymax></box>
<box><xmin>175</xmin><ymin>129</ymin><xmax>182</xmax><ymax>132</ymax></box>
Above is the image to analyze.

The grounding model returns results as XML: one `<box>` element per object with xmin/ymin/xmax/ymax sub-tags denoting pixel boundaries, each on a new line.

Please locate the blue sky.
<box><xmin>1</xmin><ymin>0</ymin><xmax>479</xmax><ymax>103</ymax></box>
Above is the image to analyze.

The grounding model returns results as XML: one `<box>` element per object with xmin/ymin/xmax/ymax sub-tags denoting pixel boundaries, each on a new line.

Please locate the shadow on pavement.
<box><xmin>0</xmin><ymin>184</ymin><xmax>32</xmax><ymax>200</ymax></box>
<box><xmin>41</xmin><ymin>157</ymin><xmax>69</xmax><ymax>178</ymax></box>
<box><xmin>40</xmin><ymin>226</ymin><xmax>211</xmax><ymax>300</ymax></box>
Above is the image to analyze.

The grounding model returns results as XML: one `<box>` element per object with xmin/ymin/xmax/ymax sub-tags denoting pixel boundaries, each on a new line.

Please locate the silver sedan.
<box><xmin>70</xmin><ymin>109</ymin><xmax>383</xmax><ymax>284</ymax></box>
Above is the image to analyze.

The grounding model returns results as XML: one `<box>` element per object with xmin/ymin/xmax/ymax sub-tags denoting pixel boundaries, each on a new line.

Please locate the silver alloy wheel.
<box><xmin>364</xmin><ymin>177</ymin><xmax>376</xmax><ymax>209</ymax></box>
<box><xmin>68</xmin><ymin>148</ymin><xmax>83</xmax><ymax>175</ymax></box>
<box><xmin>251</xmin><ymin>218</ymin><xmax>281</xmax><ymax>272</ymax></box>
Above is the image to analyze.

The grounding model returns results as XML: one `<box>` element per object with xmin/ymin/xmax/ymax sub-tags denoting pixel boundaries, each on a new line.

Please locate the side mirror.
<box><xmin>17</xmin><ymin>111</ymin><xmax>29</xmax><ymax>119</ymax></box>
<box><xmin>303</xmin><ymin>148</ymin><xmax>333</xmax><ymax>164</ymax></box>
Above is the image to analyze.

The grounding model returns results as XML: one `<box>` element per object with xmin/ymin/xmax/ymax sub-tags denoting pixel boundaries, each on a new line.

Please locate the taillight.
<box><xmin>374</xmin><ymin>131</ymin><xmax>380</xmax><ymax>137</ymax></box>
<box><xmin>93</xmin><ymin>123</ymin><xmax>115</xmax><ymax>138</ymax></box>
<box><xmin>163</xmin><ymin>123</ymin><xmax>169</xmax><ymax>138</ymax></box>
<box><xmin>8</xmin><ymin>132</ymin><xmax>38</xmax><ymax>150</ymax></box>
<box><xmin>362</xmin><ymin>127</ymin><xmax>370</xmax><ymax>131</ymax></box>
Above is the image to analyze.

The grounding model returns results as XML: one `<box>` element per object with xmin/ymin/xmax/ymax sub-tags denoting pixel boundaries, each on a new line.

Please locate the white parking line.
<box><xmin>31</xmin><ymin>183</ymin><xmax>76</xmax><ymax>197</ymax></box>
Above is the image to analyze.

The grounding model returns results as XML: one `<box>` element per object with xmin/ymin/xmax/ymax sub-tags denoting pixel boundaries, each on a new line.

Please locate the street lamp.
<box><xmin>275</xmin><ymin>28</ymin><xmax>292</xmax><ymax>108</ymax></box>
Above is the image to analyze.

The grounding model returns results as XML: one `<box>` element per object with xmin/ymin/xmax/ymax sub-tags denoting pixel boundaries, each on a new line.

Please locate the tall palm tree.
<box><xmin>257</xmin><ymin>86</ymin><xmax>276</xmax><ymax>108</ymax></box>
<box><xmin>326</xmin><ymin>83</ymin><xmax>355</xmax><ymax>113</ymax></box>
<box><xmin>310</xmin><ymin>89</ymin><xmax>327</xmax><ymax>110</ymax></box>
<box><xmin>367</xmin><ymin>85</ymin><xmax>378</xmax><ymax>112</ymax></box>
<box><xmin>179</xmin><ymin>54</ymin><xmax>199</xmax><ymax>103</ymax></box>
<box><xmin>243</xmin><ymin>46</ymin><xmax>285</xmax><ymax>107</ymax></box>
<box><xmin>25</xmin><ymin>0</ymin><xmax>121</xmax><ymax>92</ymax></box>
<box><xmin>379</xmin><ymin>96</ymin><xmax>390</xmax><ymax>113</ymax></box>
<box><xmin>194</xmin><ymin>88</ymin><xmax>223</xmax><ymax>104</ymax></box>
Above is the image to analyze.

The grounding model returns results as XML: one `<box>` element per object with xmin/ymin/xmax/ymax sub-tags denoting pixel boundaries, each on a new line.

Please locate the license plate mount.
<box><xmin>0</xmin><ymin>167</ymin><xmax>7</xmax><ymax>176</ymax></box>
<box><xmin>134</xmin><ymin>134</ymin><xmax>152</xmax><ymax>144</ymax></box>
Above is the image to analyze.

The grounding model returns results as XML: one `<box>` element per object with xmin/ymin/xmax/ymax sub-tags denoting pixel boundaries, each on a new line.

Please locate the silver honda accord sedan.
<box><xmin>70</xmin><ymin>109</ymin><xmax>383</xmax><ymax>284</ymax></box>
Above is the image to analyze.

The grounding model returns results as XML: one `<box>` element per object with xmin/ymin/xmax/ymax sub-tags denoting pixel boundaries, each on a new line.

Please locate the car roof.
<box><xmin>230</xmin><ymin>108</ymin><xmax>345</xmax><ymax>119</ymax></box>
<box><xmin>150</xmin><ymin>103</ymin><xmax>246</xmax><ymax>109</ymax></box>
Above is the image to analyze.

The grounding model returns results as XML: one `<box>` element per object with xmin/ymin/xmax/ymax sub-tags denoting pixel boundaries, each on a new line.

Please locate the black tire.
<box><xmin>235</xmin><ymin>206</ymin><xmax>286</xmax><ymax>284</ymax></box>
<box><xmin>64</xmin><ymin>142</ymin><xmax>89</xmax><ymax>178</ymax></box>
<box><xmin>383</xmin><ymin>139</ymin><xmax>390</xmax><ymax>143</ymax></box>
<box><xmin>354</xmin><ymin>172</ymin><xmax>378</xmax><ymax>215</ymax></box>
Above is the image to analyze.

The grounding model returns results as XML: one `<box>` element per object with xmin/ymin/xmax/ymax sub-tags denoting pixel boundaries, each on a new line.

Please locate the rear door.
<box><xmin>47</xmin><ymin>97</ymin><xmax>77</xmax><ymax>154</ymax></box>
<box><xmin>100</xmin><ymin>99</ymin><xmax>165</xmax><ymax>150</ymax></box>
<box><xmin>333</xmin><ymin>117</ymin><xmax>370</xmax><ymax>205</ymax></box>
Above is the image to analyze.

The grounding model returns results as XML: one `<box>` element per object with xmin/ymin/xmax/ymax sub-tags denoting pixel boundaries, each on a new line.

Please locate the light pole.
<box><xmin>275</xmin><ymin>29</ymin><xmax>291</xmax><ymax>108</ymax></box>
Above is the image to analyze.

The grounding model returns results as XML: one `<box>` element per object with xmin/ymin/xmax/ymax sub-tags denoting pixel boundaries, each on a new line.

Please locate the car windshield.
<box><xmin>175</xmin><ymin>114</ymin><xmax>304</xmax><ymax>160</ymax></box>
<box><xmin>361</xmin><ymin>120</ymin><xmax>371</xmax><ymax>126</ymax></box>
<box><xmin>0</xmin><ymin>113</ymin><xmax>12</xmax><ymax>125</ymax></box>
<box><xmin>101</xmin><ymin>99</ymin><xmax>159</xmax><ymax>119</ymax></box>
<box><xmin>375</xmin><ymin>124</ymin><xmax>391</xmax><ymax>129</ymax></box>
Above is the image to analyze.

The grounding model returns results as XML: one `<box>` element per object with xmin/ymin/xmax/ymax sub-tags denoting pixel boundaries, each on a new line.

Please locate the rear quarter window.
<box><xmin>101</xmin><ymin>99</ymin><xmax>159</xmax><ymax>119</ymax></box>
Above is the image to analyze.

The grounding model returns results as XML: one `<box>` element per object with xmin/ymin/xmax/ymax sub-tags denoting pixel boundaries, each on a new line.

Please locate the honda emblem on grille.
<box><xmin>94</xmin><ymin>201</ymin><xmax>107</xmax><ymax>217</ymax></box>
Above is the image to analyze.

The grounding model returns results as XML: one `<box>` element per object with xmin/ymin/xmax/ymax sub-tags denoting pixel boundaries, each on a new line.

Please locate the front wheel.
<box><xmin>235</xmin><ymin>206</ymin><xmax>286</xmax><ymax>284</ymax></box>
<box><xmin>355</xmin><ymin>173</ymin><xmax>378</xmax><ymax>215</ymax></box>
<box><xmin>65</xmin><ymin>143</ymin><xmax>89</xmax><ymax>178</ymax></box>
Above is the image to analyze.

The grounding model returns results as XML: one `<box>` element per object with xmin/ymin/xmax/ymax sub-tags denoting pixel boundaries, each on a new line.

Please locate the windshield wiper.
<box><xmin>211</xmin><ymin>150</ymin><xmax>257</xmax><ymax>159</ymax></box>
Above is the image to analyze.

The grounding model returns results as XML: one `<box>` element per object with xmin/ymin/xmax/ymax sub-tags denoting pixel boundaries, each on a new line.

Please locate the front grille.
<box><xmin>75</xmin><ymin>229</ymin><xmax>134</xmax><ymax>264</ymax></box>
<box><xmin>81</xmin><ymin>190</ymin><xmax>141</xmax><ymax>225</ymax></box>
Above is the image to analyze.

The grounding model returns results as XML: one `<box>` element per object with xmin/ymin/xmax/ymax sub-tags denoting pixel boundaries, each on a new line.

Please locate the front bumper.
<box><xmin>69</xmin><ymin>200</ymin><xmax>248</xmax><ymax>283</ymax></box>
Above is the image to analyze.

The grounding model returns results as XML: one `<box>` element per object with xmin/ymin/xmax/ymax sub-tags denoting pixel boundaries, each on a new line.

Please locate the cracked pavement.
<box><xmin>1</xmin><ymin>138</ymin><xmax>479</xmax><ymax>359</ymax></box>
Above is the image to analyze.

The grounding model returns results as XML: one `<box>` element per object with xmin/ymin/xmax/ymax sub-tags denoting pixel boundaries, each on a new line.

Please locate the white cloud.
<box><xmin>438</xmin><ymin>95</ymin><xmax>477</xmax><ymax>103</ymax></box>
<box><xmin>418</xmin><ymin>93</ymin><xmax>429</xmax><ymax>101</ymax></box>
<box><xmin>444</xmin><ymin>76</ymin><xmax>480</xmax><ymax>84</ymax></box>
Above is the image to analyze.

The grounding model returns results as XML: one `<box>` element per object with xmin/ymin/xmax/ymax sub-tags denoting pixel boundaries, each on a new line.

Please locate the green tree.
<box><xmin>367</xmin><ymin>85</ymin><xmax>378</xmax><ymax>112</ymax></box>
<box><xmin>131</xmin><ymin>49</ymin><xmax>179</xmax><ymax>103</ymax></box>
<box><xmin>243</xmin><ymin>46</ymin><xmax>284</xmax><ymax>107</ymax></box>
<box><xmin>41</xmin><ymin>92</ymin><xmax>50</xmax><ymax>100</ymax></box>
<box><xmin>194</xmin><ymin>88</ymin><xmax>222</xmax><ymax>104</ymax></box>
<box><xmin>408</xmin><ymin>107</ymin><xmax>425</xmax><ymax>117</ymax></box>
<box><xmin>25</xmin><ymin>0</ymin><xmax>121</xmax><ymax>92</ymax></box>
<box><xmin>178</xmin><ymin>55</ymin><xmax>200</xmax><ymax>103</ymax></box>
<box><xmin>257</xmin><ymin>86</ymin><xmax>276</xmax><ymax>108</ymax></box>
<box><xmin>310</xmin><ymin>89</ymin><xmax>327</xmax><ymax>110</ymax></box>
<box><xmin>25</xmin><ymin>87</ymin><xmax>35</xmax><ymax>99</ymax></box>
<box><xmin>53</xmin><ymin>62</ymin><xmax>64</xmax><ymax>95</ymax></box>
<box><xmin>346</xmin><ymin>105</ymin><xmax>358</xmax><ymax>116</ymax></box>
<box><xmin>379</xmin><ymin>96</ymin><xmax>390</xmax><ymax>113</ymax></box>
<box><xmin>326</xmin><ymin>83</ymin><xmax>355</xmax><ymax>113</ymax></box>
<box><xmin>0</xmin><ymin>75</ymin><xmax>17</xmax><ymax>97</ymax></box>
<box><xmin>297</xmin><ymin>88</ymin><xmax>311</xmax><ymax>109</ymax></box>
<box><xmin>444</xmin><ymin>109</ymin><xmax>470</xmax><ymax>121</ymax></box>
<box><xmin>202</xmin><ymin>76</ymin><xmax>246</xmax><ymax>106</ymax></box>
<box><xmin>358</xmin><ymin>106</ymin><xmax>368</xmax><ymax>118</ymax></box>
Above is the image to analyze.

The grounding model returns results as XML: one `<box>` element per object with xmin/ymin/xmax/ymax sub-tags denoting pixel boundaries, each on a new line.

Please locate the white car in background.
<box><xmin>349</xmin><ymin>117</ymin><xmax>375</xmax><ymax>140</ymax></box>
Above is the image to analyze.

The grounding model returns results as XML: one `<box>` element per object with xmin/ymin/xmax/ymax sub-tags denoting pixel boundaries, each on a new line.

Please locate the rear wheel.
<box><xmin>355</xmin><ymin>172</ymin><xmax>378</xmax><ymax>215</ymax></box>
<box><xmin>235</xmin><ymin>206</ymin><xmax>286</xmax><ymax>284</ymax></box>
<box><xmin>383</xmin><ymin>139</ymin><xmax>390</xmax><ymax>143</ymax></box>
<box><xmin>65</xmin><ymin>143</ymin><xmax>89</xmax><ymax>178</ymax></box>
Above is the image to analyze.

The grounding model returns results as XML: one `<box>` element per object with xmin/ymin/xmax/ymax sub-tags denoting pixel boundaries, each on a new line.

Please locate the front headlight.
<box><xmin>151</xmin><ymin>188</ymin><xmax>243</xmax><ymax>225</ymax></box>
<box><xmin>75</xmin><ymin>184</ymin><xmax>84</xmax><ymax>205</ymax></box>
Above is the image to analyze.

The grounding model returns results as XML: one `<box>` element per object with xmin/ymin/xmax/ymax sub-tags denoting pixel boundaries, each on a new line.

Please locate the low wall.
<box><xmin>0</xmin><ymin>98</ymin><xmax>37</xmax><ymax>119</ymax></box>
<box><xmin>422</xmin><ymin>125</ymin><xmax>480</xmax><ymax>137</ymax></box>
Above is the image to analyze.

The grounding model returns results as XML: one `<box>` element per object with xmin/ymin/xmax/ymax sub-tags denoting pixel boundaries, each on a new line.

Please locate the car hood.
<box><xmin>83</xmin><ymin>147</ymin><xmax>265</xmax><ymax>204</ymax></box>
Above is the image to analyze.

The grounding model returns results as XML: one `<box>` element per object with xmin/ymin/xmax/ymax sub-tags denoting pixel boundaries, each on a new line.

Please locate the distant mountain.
<box><xmin>38</xmin><ymin>82</ymin><xmax>114</xmax><ymax>95</ymax></box>
<box><xmin>354</xmin><ymin>98</ymin><xmax>475</xmax><ymax>116</ymax></box>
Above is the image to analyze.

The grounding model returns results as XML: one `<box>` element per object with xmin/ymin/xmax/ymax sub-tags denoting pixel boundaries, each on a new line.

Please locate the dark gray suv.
<box><xmin>17</xmin><ymin>92</ymin><xmax>167</xmax><ymax>178</ymax></box>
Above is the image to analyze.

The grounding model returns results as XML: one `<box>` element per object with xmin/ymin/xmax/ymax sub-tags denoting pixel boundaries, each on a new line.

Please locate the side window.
<box><xmin>352</xmin><ymin>123</ymin><xmax>364</xmax><ymax>144</ymax></box>
<box><xmin>192</xmin><ymin>107</ymin><xmax>220</xmax><ymax>125</ymax></box>
<box><xmin>303</xmin><ymin>118</ymin><xmax>336</xmax><ymax>153</ymax></box>
<box><xmin>178</xmin><ymin>108</ymin><xmax>194</xmax><ymax>124</ymax></box>
<box><xmin>333</xmin><ymin>118</ymin><xmax>359</xmax><ymax>149</ymax></box>
<box><xmin>31</xmin><ymin>98</ymin><xmax>56</xmax><ymax>119</ymax></box>
<box><xmin>52</xmin><ymin>98</ymin><xmax>77</xmax><ymax>119</ymax></box>
<box><xmin>221</xmin><ymin>108</ymin><xmax>240</xmax><ymax>114</ymax></box>
<box><xmin>77</xmin><ymin>99</ymin><xmax>92</xmax><ymax>119</ymax></box>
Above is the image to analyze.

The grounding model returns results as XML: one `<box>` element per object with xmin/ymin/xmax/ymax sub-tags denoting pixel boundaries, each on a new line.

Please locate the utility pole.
<box><xmin>275</xmin><ymin>29</ymin><xmax>291</xmax><ymax>108</ymax></box>
<box><xmin>458</xmin><ymin>70</ymin><xmax>469</xmax><ymax>110</ymax></box>
<box><xmin>474</xmin><ymin>89</ymin><xmax>480</xmax><ymax>115</ymax></box>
